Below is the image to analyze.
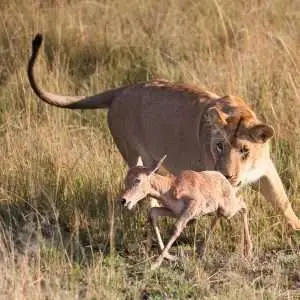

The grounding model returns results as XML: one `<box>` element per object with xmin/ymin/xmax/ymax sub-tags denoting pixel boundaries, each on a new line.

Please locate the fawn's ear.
<box><xmin>136</xmin><ymin>156</ymin><xmax>144</xmax><ymax>167</ymax></box>
<box><xmin>151</xmin><ymin>155</ymin><xmax>167</xmax><ymax>174</ymax></box>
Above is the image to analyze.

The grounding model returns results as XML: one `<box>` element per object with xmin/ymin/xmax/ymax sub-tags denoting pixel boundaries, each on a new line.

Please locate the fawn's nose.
<box><xmin>121</xmin><ymin>198</ymin><xmax>126</xmax><ymax>205</ymax></box>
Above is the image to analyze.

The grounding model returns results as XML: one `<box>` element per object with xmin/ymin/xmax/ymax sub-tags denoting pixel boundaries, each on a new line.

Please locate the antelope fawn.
<box><xmin>119</xmin><ymin>155</ymin><xmax>252</xmax><ymax>270</ymax></box>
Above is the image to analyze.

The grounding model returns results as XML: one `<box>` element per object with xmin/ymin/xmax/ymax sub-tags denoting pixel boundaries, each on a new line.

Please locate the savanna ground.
<box><xmin>1</xmin><ymin>0</ymin><xmax>300</xmax><ymax>298</ymax></box>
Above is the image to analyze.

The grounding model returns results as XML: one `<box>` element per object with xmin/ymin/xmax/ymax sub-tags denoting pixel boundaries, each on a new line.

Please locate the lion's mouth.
<box><xmin>235</xmin><ymin>181</ymin><xmax>242</xmax><ymax>187</ymax></box>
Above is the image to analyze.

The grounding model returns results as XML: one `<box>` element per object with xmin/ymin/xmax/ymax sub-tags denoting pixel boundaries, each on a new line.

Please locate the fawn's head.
<box><xmin>120</xmin><ymin>155</ymin><xmax>167</xmax><ymax>210</ymax></box>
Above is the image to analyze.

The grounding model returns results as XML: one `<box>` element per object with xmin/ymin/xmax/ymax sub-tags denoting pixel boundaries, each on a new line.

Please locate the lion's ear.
<box><xmin>249</xmin><ymin>124</ymin><xmax>274</xmax><ymax>143</ymax></box>
<box><xmin>207</xmin><ymin>107</ymin><xmax>228</xmax><ymax>127</ymax></box>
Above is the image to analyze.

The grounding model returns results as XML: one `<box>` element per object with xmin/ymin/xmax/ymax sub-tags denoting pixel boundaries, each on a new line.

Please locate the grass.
<box><xmin>0</xmin><ymin>0</ymin><xmax>300</xmax><ymax>298</ymax></box>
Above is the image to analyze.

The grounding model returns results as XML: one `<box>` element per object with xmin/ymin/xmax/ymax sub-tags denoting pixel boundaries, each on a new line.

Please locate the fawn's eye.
<box><xmin>134</xmin><ymin>178</ymin><xmax>141</xmax><ymax>184</ymax></box>
<box><xmin>216</xmin><ymin>142</ymin><xmax>224</xmax><ymax>153</ymax></box>
<box><xmin>240</xmin><ymin>146</ymin><xmax>249</xmax><ymax>160</ymax></box>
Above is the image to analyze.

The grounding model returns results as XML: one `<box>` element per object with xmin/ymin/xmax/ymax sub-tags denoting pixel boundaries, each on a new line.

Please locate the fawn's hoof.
<box><xmin>150</xmin><ymin>261</ymin><xmax>161</xmax><ymax>270</ymax></box>
<box><xmin>164</xmin><ymin>252</ymin><xmax>178</xmax><ymax>261</ymax></box>
<box><xmin>196</xmin><ymin>240</ymin><xmax>207</xmax><ymax>258</ymax></box>
<box><xmin>150</xmin><ymin>257</ymin><xmax>164</xmax><ymax>270</ymax></box>
<box><xmin>244</xmin><ymin>244</ymin><xmax>253</xmax><ymax>258</ymax></box>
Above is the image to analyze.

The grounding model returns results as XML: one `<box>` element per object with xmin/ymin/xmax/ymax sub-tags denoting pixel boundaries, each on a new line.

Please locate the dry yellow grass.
<box><xmin>1</xmin><ymin>0</ymin><xmax>300</xmax><ymax>298</ymax></box>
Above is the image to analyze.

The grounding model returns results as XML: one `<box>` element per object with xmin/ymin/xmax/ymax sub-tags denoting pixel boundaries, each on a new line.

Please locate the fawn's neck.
<box><xmin>149</xmin><ymin>173</ymin><xmax>174</xmax><ymax>199</ymax></box>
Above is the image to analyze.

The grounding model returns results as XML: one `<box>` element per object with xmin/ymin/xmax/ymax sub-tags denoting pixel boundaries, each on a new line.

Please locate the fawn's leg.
<box><xmin>197</xmin><ymin>214</ymin><xmax>220</xmax><ymax>257</ymax></box>
<box><xmin>150</xmin><ymin>207</ymin><xmax>177</xmax><ymax>261</ymax></box>
<box><xmin>151</xmin><ymin>208</ymin><xmax>194</xmax><ymax>270</ymax></box>
<box><xmin>133</xmin><ymin>156</ymin><xmax>160</xmax><ymax>250</ymax></box>
<box><xmin>145</xmin><ymin>197</ymin><xmax>158</xmax><ymax>251</ymax></box>
<box><xmin>227</xmin><ymin>199</ymin><xmax>253</xmax><ymax>257</ymax></box>
<box><xmin>240</xmin><ymin>205</ymin><xmax>252</xmax><ymax>257</ymax></box>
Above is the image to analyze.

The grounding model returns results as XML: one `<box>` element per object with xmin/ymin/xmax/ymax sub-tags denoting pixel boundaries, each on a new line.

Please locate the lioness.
<box><xmin>27</xmin><ymin>33</ymin><xmax>300</xmax><ymax>230</ymax></box>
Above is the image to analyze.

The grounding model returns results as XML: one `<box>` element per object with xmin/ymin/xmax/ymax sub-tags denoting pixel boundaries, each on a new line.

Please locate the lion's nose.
<box><xmin>121</xmin><ymin>198</ymin><xmax>126</xmax><ymax>205</ymax></box>
<box><xmin>224</xmin><ymin>175</ymin><xmax>240</xmax><ymax>187</ymax></box>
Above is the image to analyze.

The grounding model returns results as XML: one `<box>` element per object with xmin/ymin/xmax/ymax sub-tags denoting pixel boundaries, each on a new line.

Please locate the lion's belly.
<box><xmin>109</xmin><ymin>86</ymin><xmax>213</xmax><ymax>173</ymax></box>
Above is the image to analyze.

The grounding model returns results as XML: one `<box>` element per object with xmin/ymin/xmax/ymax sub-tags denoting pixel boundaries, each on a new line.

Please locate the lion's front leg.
<box><xmin>251</xmin><ymin>159</ymin><xmax>300</xmax><ymax>230</ymax></box>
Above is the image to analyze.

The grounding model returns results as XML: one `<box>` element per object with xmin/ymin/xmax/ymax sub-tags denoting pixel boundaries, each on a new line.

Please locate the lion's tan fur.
<box><xmin>27</xmin><ymin>33</ymin><xmax>300</xmax><ymax>230</ymax></box>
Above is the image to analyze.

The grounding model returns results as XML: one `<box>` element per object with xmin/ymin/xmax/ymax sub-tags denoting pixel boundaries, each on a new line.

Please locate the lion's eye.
<box><xmin>240</xmin><ymin>146</ymin><xmax>249</xmax><ymax>160</ymax></box>
<box><xmin>216</xmin><ymin>142</ymin><xmax>224</xmax><ymax>153</ymax></box>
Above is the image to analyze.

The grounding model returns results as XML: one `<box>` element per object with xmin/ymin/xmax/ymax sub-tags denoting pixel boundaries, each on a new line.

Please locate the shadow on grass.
<box><xmin>0</xmin><ymin>192</ymin><xmax>300</xmax><ymax>299</ymax></box>
<box><xmin>0</xmin><ymin>190</ymin><xmax>114</xmax><ymax>263</ymax></box>
<box><xmin>0</xmin><ymin>187</ymin><xmax>216</xmax><ymax>269</ymax></box>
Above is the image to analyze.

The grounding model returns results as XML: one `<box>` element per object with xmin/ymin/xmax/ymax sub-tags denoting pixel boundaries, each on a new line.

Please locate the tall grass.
<box><xmin>0</xmin><ymin>0</ymin><xmax>300</xmax><ymax>298</ymax></box>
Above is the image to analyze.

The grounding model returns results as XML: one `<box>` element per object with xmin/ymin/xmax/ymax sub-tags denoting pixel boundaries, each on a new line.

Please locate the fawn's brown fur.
<box><xmin>120</xmin><ymin>156</ymin><xmax>252</xmax><ymax>270</ymax></box>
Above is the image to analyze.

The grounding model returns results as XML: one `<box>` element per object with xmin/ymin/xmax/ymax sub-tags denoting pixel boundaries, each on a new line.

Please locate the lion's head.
<box><xmin>206</xmin><ymin>96</ymin><xmax>274</xmax><ymax>187</ymax></box>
